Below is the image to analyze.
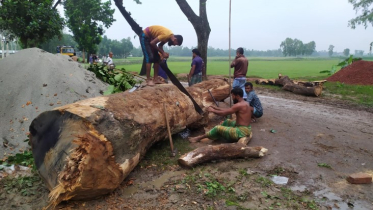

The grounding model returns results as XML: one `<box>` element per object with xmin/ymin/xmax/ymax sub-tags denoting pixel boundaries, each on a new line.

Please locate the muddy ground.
<box><xmin>1</xmin><ymin>86</ymin><xmax>372</xmax><ymax>210</ymax></box>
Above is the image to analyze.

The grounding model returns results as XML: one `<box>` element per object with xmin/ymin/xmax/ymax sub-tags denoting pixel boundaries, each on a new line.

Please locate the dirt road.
<box><xmin>1</xmin><ymin>88</ymin><xmax>372</xmax><ymax>210</ymax></box>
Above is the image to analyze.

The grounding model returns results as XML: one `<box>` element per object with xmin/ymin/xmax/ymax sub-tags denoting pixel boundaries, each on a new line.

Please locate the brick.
<box><xmin>346</xmin><ymin>173</ymin><xmax>372</xmax><ymax>184</ymax></box>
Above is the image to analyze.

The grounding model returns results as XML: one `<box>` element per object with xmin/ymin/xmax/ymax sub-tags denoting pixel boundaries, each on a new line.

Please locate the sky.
<box><xmin>58</xmin><ymin>0</ymin><xmax>373</xmax><ymax>53</ymax></box>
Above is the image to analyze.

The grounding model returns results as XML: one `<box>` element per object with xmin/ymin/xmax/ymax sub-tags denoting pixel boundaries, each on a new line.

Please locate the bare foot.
<box><xmin>147</xmin><ymin>80</ymin><xmax>155</xmax><ymax>86</ymax></box>
<box><xmin>188</xmin><ymin>136</ymin><xmax>201</xmax><ymax>143</ymax></box>
<box><xmin>153</xmin><ymin>78</ymin><xmax>164</xmax><ymax>84</ymax></box>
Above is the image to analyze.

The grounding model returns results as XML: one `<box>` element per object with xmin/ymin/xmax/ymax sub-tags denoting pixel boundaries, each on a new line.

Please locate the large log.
<box><xmin>283</xmin><ymin>83</ymin><xmax>323</xmax><ymax>97</ymax></box>
<box><xmin>29</xmin><ymin>79</ymin><xmax>230</xmax><ymax>206</ymax></box>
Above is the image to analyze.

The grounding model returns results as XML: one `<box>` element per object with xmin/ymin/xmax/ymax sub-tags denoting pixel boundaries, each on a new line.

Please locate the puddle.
<box><xmin>149</xmin><ymin>170</ymin><xmax>184</xmax><ymax>189</ymax></box>
<box><xmin>313</xmin><ymin>188</ymin><xmax>370</xmax><ymax>210</ymax></box>
<box><xmin>290</xmin><ymin>184</ymin><xmax>307</xmax><ymax>192</ymax></box>
<box><xmin>122</xmin><ymin>170</ymin><xmax>184</xmax><ymax>196</ymax></box>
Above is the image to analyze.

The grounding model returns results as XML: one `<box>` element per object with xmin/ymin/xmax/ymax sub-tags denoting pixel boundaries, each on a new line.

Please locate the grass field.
<box><xmin>115</xmin><ymin>57</ymin><xmax>341</xmax><ymax>80</ymax></box>
<box><xmin>113</xmin><ymin>56</ymin><xmax>373</xmax><ymax>106</ymax></box>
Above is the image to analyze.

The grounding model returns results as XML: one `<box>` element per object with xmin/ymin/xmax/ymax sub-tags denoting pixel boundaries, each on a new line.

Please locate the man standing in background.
<box><xmin>188</xmin><ymin>49</ymin><xmax>203</xmax><ymax>86</ymax></box>
<box><xmin>231</xmin><ymin>47</ymin><xmax>249</xmax><ymax>100</ymax></box>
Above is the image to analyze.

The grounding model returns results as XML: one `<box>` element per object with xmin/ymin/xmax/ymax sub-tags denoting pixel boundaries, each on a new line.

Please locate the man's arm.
<box><xmin>230</xmin><ymin>56</ymin><xmax>239</xmax><ymax>68</ymax></box>
<box><xmin>208</xmin><ymin>105</ymin><xmax>238</xmax><ymax>116</ymax></box>
<box><xmin>150</xmin><ymin>38</ymin><xmax>168</xmax><ymax>58</ymax></box>
<box><xmin>246</xmin><ymin>91</ymin><xmax>254</xmax><ymax>103</ymax></box>
<box><xmin>189</xmin><ymin>65</ymin><xmax>196</xmax><ymax>81</ymax></box>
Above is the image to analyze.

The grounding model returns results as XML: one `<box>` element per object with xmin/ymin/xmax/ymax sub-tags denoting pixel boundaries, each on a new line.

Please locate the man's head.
<box><xmin>168</xmin><ymin>35</ymin><xmax>183</xmax><ymax>46</ymax></box>
<box><xmin>236</xmin><ymin>47</ymin><xmax>244</xmax><ymax>56</ymax></box>
<box><xmin>231</xmin><ymin>88</ymin><xmax>244</xmax><ymax>104</ymax></box>
<box><xmin>192</xmin><ymin>49</ymin><xmax>201</xmax><ymax>58</ymax></box>
<box><xmin>245</xmin><ymin>82</ymin><xmax>253</xmax><ymax>93</ymax></box>
<box><xmin>109</xmin><ymin>52</ymin><xmax>113</xmax><ymax>58</ymax></box>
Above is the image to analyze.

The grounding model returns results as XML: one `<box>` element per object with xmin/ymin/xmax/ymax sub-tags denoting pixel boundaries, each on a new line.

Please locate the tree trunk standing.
<box><xmin>1</xmin><ymin>34</ymin><xmax>4</xmax><ymax>59</ymax></box>
<box><xmin>6</xmin><ymin>41</ymin><xmax>9</xmax><ymax>57</ymax></box>
<box><xmin>176</xmin><ymin>0</ymin><xmax>211</xmax><ymax>80</ymax></box>
<box><xmin>30</xmin><ymin>79</ymin><xmax>230</xmax><ymax>206</ymax></box>
<box><xmin>82</xmin><ymin>49</ymin><xmax>85</xmax><ymax>63</ymax></box>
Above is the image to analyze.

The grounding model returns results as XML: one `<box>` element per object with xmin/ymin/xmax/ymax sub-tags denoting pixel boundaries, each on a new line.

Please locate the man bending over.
<box><xmin>140</xmin><ymin>25</ymin><xmax>183</xmax><ymax>86</ymax></box>
<box><xmin>189</xmin><ymin>88</ymin><xmax>253</xmax><ymax>143</ymax></box>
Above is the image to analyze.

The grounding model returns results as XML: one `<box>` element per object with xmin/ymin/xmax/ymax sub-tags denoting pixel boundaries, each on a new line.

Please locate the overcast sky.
<box><xmin>59</xmin><ymin>0</ymin><xmax>373</xmax><ymax>53</ymax></box>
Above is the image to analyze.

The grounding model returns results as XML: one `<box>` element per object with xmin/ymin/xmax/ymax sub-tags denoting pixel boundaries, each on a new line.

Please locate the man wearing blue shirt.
<box><xmin>188</xmin><ymin>49</ymin><xmax>203</xmax><ymax>86</ymax></box>
<box><xmin>245</xmin><ymin>82</ymin><xmax>263</xmax><ymax>122</ymax></box>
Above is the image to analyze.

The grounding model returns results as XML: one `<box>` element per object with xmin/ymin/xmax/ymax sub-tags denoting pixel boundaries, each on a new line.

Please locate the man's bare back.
<box><xmin>232</xmin><ymin>100</ymin><xmax>252</xmax><ymax>126</ymax></box>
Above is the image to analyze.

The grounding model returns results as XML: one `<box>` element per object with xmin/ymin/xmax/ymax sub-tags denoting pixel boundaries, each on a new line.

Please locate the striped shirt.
<box><xmin>246</xmin><ymin>90</ymin><xmax>263</xmax><ymax>113</ymax></box>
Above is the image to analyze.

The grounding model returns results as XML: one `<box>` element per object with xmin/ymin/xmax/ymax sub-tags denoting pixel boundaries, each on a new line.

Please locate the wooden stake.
<box><xmin>163</xmin><ymin>102</ymin><xmax>175</xmax><ymax>155</ymax></box>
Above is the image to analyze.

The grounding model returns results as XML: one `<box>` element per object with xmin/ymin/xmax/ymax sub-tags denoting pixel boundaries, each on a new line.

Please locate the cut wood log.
<box><xmin>178</xmin><ymin>143</ymin><xmax>268</xmax><ymax>168</ymax></box>
<box><xmin>255</xmin><ymin>79</ymin><xmax>276</xmax><ymax>85</ymax></box>
<box><xmin>283</xmin><ymin>83</ymin><xmax>323</xmax><ymax>97</ymax></box>
<box><xmin>275</xmin><ymin>75</ymin><xmax>293</xmax><ymax>86</ymax></box>
<box><xmin>29</xmin><ymin>79</ymin><xmax>230</xmax><ymax>206</ymax></box>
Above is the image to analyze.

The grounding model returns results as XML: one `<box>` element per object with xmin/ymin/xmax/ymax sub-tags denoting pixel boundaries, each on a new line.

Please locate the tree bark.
<box><xmin>176</xmin><ymin>0</ymin><xmax>211</xmax><ymax>78</ymax></box>
<box><xmin>82</xmin><ymin>49</ymin><xmax>85</xmax><ymax>63</ymax></box>
<box><xmin>29</xmin><ymin>79</ymin><xmax>230</xmax><ymax>206</ymax></box>
<box><xmin>53</xmin><ymin>0</ymin><xmax>62</xmax><ymax>9</ymax></box>
<box><xmin>178</xmin><ymin>144</ymin><xmax>268</xmax><ymax>168</ymax></box>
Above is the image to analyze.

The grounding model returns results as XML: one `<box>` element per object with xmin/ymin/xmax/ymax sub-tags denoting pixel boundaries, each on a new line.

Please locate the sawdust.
<box><xmin>0</xmin><ymin>48</ymin><xmax>108</xmax><ymax>158</ymax></box>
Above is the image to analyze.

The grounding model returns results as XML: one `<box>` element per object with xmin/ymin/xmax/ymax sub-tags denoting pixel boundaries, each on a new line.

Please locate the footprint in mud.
<box><xmin>314</xmin><ymin>133</ymin><xmax>335</xmax><ymax>141</ymax></box>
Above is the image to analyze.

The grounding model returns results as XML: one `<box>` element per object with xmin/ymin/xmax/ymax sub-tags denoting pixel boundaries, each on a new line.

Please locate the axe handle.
<box><xmin>208</xmin><ymin>89</ymin><xmax>219</xmax><ymax>107</ymax></box>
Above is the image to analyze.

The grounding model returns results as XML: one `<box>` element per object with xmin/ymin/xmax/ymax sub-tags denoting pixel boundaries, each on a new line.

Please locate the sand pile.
<box><xmin>327</xmin><ymin>60</ymin><xmax>373</xmax><ymax>85</ymax></box>
<box><xmin>0</xmin><ymin>48</ymin><xmax>108</xmax><ymax>157</ymax></box>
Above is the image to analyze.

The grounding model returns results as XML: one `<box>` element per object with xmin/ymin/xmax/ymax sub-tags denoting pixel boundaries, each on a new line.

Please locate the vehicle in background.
<box><xmin>56</xmin><ymin>46</ymin><xmax>76</xmax><ymax>57</ymax></box>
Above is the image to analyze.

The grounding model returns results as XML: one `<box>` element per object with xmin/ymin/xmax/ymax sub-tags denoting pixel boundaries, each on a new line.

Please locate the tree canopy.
<box><xmin>348</xmin><ymin>0</ymin><xmax>373</xmax><ymax>28</ymax></box>
<box><xmin>280</xmin><ymin>38</ymin><xmax>316</xmax><ymax>56</ymax></box>
<box><xmin>64</xmin><ymin>0</ymin><xmax>115</xmax><ymax>61</ymax></box>
<box><xmin>343</xmin><ymin>48</ymin><xmax>350</xmax><ymax>56</ymax></box>
<box><xmin>98</xmin><ymin>35</ymin><xmax>133</xmax><ymax>58</ymax></box>
<box><xmin>328</xmin><ymin>45</ymin><xmax>334</xmax><ymax>57</ymax></box>
<box><xmin>0</xmin><ymin>0</ymin><xmax>64</xmax><ymax>48</ymax></box>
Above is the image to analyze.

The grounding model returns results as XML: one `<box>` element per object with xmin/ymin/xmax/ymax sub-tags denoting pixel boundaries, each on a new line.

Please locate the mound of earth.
<box><xmin>0</xmin><ymin>48</ymin><xmax>108</xmax><ymax>157</ymax></box>
<box><xmin>327</xmin><ymin>60</ymin><xmax>373</xmax><ymax>85</ymax></box>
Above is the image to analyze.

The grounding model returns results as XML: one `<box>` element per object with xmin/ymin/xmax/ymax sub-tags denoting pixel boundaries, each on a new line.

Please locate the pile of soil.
<box><xmin>0</xmin><ymin>48</ymin><xmax>108</xmax><ymax>157</ymax></box>
<box><xmin>327</xmin><ymin>60</ymin><xmax>373</xmax><ymax>85</ymax></box>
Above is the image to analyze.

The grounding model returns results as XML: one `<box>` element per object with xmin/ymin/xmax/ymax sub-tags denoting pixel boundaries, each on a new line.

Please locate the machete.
<box><xmin>159</xmin><ymin>62</ymin><xmax>204</xmax><ymax>115</ymax></box>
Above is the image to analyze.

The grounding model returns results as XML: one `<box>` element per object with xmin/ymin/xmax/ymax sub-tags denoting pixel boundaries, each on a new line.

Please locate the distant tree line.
<box><xmin>130</xmin><ymin>46</ymin><xmax>283</xmax><ymax>57</ymax></box>
<box><xmin>97</xmin><ymin>35</ymin><xmax>133</xmax><ymax>58</ymax></box>
<box><xmin>280</xmin><ymin>38</ymin><xmax>316</xmax><ymax>56</ymax></box>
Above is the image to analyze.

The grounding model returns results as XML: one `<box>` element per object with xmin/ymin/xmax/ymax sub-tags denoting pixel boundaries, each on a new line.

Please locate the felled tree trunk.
<box><xmin>255</xmin><ymin>79</ymin><xmax>276</xmax><ymax>85</ymax></box>
<box><xmin>29</xmin><ymin>79</ymin><xmax>229</xmax><ymax>206</ymax></box>
<box><xmin>283</xmin><ymin>83</ymin><xmax>323</xmax><ymax>97</ymax></box>
<box><xmin>273</xmin><ymin>75</ymin><xmax>323</xmax><ymax>97</ymax></box>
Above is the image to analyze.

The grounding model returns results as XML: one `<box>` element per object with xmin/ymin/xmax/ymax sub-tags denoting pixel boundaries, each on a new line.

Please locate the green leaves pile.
<box><xmin>87</xmin><ymin>64</ymin><xmax>138</xmax><ymax>95</ymax></box>
<box><xmin>0</xmin><ymin>150</ymin><xmax>35</xmax><ymax>171</ymax></box>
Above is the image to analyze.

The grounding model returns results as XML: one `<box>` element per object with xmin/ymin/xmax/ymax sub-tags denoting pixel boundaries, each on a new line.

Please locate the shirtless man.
<box><xmin>189</xmin><ymin>88</ymin><xmax>253</xmax><ymax>143</ymax></box>
<box><xmin>140</xmin><ymin>25</ymin><xmax>183</xmax><ymax>86</ymax></box>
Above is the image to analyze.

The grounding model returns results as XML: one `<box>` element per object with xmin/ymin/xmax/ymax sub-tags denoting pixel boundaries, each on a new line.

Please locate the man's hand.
<box><xmin>207</xmin><ymin>106</ymin><xmax>215</xmax><ymax>112</ymax></box>
<box><xmin>162</xmin><ymin>52</ymin><xmax>169</xmax><ymax>59</ymax></box>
